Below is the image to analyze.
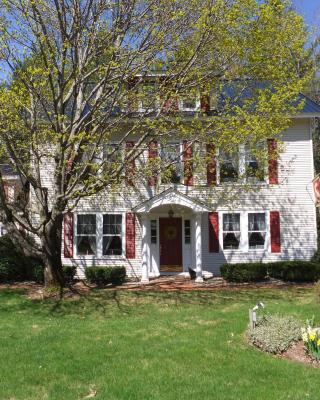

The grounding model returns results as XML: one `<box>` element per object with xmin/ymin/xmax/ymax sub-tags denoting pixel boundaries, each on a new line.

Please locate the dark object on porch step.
<box><xmin>189</xmin><ymin>268</ymin><xmax>196</xmax><ymax>280</ymax></box>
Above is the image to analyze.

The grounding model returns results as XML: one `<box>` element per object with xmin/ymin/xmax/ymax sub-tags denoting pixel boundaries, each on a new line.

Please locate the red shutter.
<box><xmin>125</xmin><ymin>141</ymin><xmax>135</xmax><ymax>185</ymax></box>
<box><xmin>148</xmin><ymin>140</ymin><xmax>158</xmax><ymax>186</ymax></box>
<box><xmin>183</xmin><ymin>141</ymin><xmax>193</xmax><ymax>186</ymax></box>
<box><xmin>126</xmin><ymin>213</ymin><xmax>135</xmax><ymax>259</ymax></box>
<box><xmin>64</xmin><ymin>213</ymin><xmax>74</xmax><ymax>258</ymax></box>
<box><xmin>208</xmin><ymin>212</ymin><xmax>219</xmax><ymax>253</ymax></box>
<box><xmin>270</xmin><ymin>211</ymin><xmax>281</xmax><ymax>253</ymax></box>
<box><xmin>200</xmin><ymin>94</ymin><xmax>210</xmax><ymax>113</ymax></box>
<box><xmin>268</xmin><ymin>139</ymin><xmax>278</xmax><ymax>184</ymax></box>
<box><xmin>207</xmin><ymin>143</ymin><xmax>216</xmax><ymax>186</ymax></box>
<box><xmin>3</xmin><ymin>181</ymin><xmax>9</xmax><ymax>200</ymax></box>
<box><xmin>163</xmin><ymin>97</ymin><xmax>179</xmax><ymax>112</ymax></box>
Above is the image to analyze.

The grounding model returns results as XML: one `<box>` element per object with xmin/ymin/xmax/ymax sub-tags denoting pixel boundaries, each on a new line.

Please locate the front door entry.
<box><xmin>159</xmin><ymin>218</ymin><xmax>182</xmax><ymax>272</ymax></box>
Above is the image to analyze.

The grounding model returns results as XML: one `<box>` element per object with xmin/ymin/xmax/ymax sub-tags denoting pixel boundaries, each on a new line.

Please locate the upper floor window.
<box><xmin>223</xmin><ymin>213</ymin><xmax>240</xmax><ymax>249</ymax></box>
<box><xmin>76</xmin><ymin>214</ymin><xmax>97</xmax><ymax>255</ymax></box>
<box><xmin>245</xmin><ymin>145</ymin><xmax>265</xmax><ymax>182</ymax></box>
<box><xmin>160</xmin><ymin>142</ymin><xmax>182</xmax><ymax>184</ymax></box>
<box><xmin>140</xmin><ymin>83</ymin><xmax>157</xmax><ymax>111</ymax></box>
<box><xmin>219</xmin><ymin>151</ymin><xmax>239</xmax><ymax>183</ymax></box>
<box><xmin>248</xmin><ymin>213</ymin><xmax>266</xmax><ymax>249</ymax></box>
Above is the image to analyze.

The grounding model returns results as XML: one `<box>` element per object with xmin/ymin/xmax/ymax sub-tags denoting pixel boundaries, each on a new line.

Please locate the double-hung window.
<box><xmin>160</xmin><ymin>142</ymin><xmax>182</xmax><ymax>184</ymax></box>
<box><xmin>140</xmin><ymin>82</ymin><xmax>157</xmax><ymax>111</ymax></box>
<box><xmin>223</xmin><ymin>213</ymin><xmax>241</xmax><ymax>249</ymax></box>
<box><xmin>103</xmin><ymin>143</ymin><xmax>123</xmax><ymax>175</ymax></box>
<box><xmin>219</xmin><ymin>151</ymin><xmax>239</xmax><ymax>183</ymax></box>
<box><xmin>76</xmin><ymin>214</ymin><xmax>97</xmax><ymax>255</ymax></box>
<box><xmin>103</xmin><ymin>214</ymin><xmax>123</xmax><ymax>255</ymax></box>
<box><xmin>248</xmin><ymin>213</ymin><xmax>266</xmax><ymax>249</ymax></box>
<box><xmin>245</xmin><ymin>144</ymin><xmax>265</xmax><ymax>182</ymax></box>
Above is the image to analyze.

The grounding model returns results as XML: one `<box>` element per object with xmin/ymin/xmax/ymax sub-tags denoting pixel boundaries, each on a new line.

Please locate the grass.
<box><xmin>0</xmin><ymin>287</ymin><xmax>319</xmax><ymax>400</ymax></box>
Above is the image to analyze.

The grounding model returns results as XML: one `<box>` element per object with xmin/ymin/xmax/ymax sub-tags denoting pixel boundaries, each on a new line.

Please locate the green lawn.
<box><xmin>0</xmin><ymin>287</ymin><xmax>319</xmax><ymax>400</ymax></box>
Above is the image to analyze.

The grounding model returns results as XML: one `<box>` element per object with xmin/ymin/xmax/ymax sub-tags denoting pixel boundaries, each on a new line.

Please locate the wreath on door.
<box><xmin>165</xmin><ymin>226</ymin><xmax>177</xmax><ymax>240</ymax></box>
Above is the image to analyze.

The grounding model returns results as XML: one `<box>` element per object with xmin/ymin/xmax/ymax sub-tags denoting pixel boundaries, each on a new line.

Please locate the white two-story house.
<box><xmin>60</xmin><ymin>88</ymin><xmax>320</xmax><ymax>283</ymax></box>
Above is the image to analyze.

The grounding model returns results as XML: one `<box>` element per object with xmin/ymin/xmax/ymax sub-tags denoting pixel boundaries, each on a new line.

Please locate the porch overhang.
<box><xmin>132</xmin><ymin>188</ymin><xmax>210</xmax><ymax>214</ymax></box>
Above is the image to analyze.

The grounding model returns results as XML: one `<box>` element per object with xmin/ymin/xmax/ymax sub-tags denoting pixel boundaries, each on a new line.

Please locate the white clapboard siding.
<box><xmin>34</xmin><ymin>118</ymin><xmax>317</xmax><ymax>278</ymax></box>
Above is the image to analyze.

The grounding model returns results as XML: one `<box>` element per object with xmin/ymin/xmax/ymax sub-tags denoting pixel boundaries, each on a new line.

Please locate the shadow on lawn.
<box><xmin>0</xmin><ymin>286</ymin><xmax>314</xmax><ymax>318</ymax></box>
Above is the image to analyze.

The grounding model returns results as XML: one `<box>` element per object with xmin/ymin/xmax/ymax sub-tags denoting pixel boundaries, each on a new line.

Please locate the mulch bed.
<box><xmin>0</xmin><ymin>276</ymin><xmax>315</xmax><ymax>300</ymax></box>
<box><xmin>282</xmin><ymin>341</ymin><xmax>320</xmax><ymax>368</ymax></box>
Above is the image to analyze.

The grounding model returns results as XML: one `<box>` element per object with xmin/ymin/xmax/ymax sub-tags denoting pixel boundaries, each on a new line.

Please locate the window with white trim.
<box><xmin>160</xmin><ymin>142</ymin><xmax>182</xmax><ymax>184</ymax></box>
<box><xmin>245</xmin><ymin>144</ymin><xmax>265</xmax><ymax>182</ymax></box>
<box><xmin>248</xmin><ymin>213</ymin><xmax>266</xmax><ymax>249</ymax></box>
<box><xmin>223</xmin><ymin>213</ymin><xmax>241</xmax><ymax>249</ymax></box>
<box><xmin>103</xmin><ymin>214</ymin><xmax>123</xmax><ymax>255</ymax></box>
<box><xmin>140</xmin><ymin>82</ymin><xmax>157</xmax><ymax>111</ymax></box>
<box><xmin>76</xmin><ymin>214</ymin><xmax>97</xmax><ymax>255</ymax></box>
<box><xmin>219</xmin><ymin>151</ymin><xmax>239</xmax><ymax>183</ymax></box>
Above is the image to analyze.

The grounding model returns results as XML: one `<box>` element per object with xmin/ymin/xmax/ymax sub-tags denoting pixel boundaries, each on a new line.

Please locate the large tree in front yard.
<box><xmin>0</xmin><ymin>0</ymin><xmax>311</xmax><ymax>288</ymax></box>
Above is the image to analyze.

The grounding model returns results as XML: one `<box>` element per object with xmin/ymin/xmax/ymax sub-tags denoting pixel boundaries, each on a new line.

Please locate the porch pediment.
<box><xmin>132</xmin><ymin>188</ymin><xmax>210</xmax><ymax>213</ymax></box>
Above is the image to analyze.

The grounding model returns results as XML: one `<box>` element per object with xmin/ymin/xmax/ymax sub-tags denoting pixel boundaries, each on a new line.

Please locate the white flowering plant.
<box><xmin>301</xmin><ymin>318</ymin><xmax>320</xmax><ymax>361</ymax></box>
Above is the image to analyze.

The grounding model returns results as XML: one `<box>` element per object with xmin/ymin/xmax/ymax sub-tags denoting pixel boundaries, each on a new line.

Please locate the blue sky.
<box><xmin>0</xmin><ymin>1</ymin><xmax>319</xmax><ymax>81</ymax></box>
<box><xmin>293</xmin><ymin>0</ymin><xmax>320</xmax><ymax>29</ymax></box>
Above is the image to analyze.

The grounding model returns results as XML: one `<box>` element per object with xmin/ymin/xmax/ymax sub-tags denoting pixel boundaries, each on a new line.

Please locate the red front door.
<box><xmin>159</xmin><ymin>218</ymin><xmax>182</xmax><ymax>272</ymax></box>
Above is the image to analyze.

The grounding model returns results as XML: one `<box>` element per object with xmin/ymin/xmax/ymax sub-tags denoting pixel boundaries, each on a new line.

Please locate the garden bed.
<box><xmin>282</xmin><ymin>340</ymin><xmax>320</xmax><ymax>368</ymax></box>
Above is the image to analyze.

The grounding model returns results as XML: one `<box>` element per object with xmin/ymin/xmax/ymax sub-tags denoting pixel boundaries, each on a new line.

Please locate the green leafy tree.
<box><xmin>0</xmin><ymin>0</ymin><xmax>311</xmax><ymax>288</ymax></box>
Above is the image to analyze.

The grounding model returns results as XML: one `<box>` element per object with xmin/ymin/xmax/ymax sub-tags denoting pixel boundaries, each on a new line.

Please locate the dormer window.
<box><xmin>179</xmin><ymin>96</ymin><xmax>199</xmax><ymax>111</ymax></box>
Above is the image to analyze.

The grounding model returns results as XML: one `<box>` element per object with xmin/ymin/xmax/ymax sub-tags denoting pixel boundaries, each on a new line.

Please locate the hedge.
<box><xmin>85</xmin><ymin>266</ymin><xmax>126</xmax><ymax>285</ymax></box>
<box><xmin>220</xmin><ymin>262</ymin><xmax>267</xmax><ymax>283</ymax></box>
<box><xmin>267</xmin><ymin>261</ymin><xmax>320</xmax><ymax>282</ymax></box>
<box><xmin>221</xmin><ymin>261</ymin><xmax>320</xmax><ymax>283</ymax></box>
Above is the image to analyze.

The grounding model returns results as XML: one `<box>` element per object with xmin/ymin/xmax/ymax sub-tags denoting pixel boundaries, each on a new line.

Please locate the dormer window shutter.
<box><xmin>63</xmin><ymin>213</ymin><xmax>74</xmax><ymax>258</ymax></box>
<box><xmin>183</xmin><ymin>141</ymin><xmax>193</xmax><ymax>186</ymax></box>
<box><xmin>208</xmin><ymin>212</ymin><xmax>219</xmax><ymax>252</ymax></box>
<box><xmin>207</xmin><ymin>143</ymin><xmax>217</xmax><ymax>186</ymax></box>
<box><xmin>148</xmin><ymin>140</ymin><xmax>158</xmax><ymax>186</ymax></box>
<box><xmin>270</xmin><ymin>211</ymin><xmax>281</xmax><ymax>253</ymax></box>
<box><xmin>126</xmin><ymin>213</ymin><xmax>136</xmax><ymax>259</ymax></box>
<box><xmin>125</xmin><ymin>141</ymin><xmax>135</xmax><ymax>185</ymax></box>
<box><xmin>268</xmin><ymin>139</ymin><xmax>278</xmax><ymax>184</ymax></box>
<box><xmin>200</xmin><ymin>94</ymin><xmax>210</xmax><ymax>113</ymax></box>
<box><xmin>3</xmin><ymin>181</ymin><xmax>9</xmax><ymax>200</ymax></box>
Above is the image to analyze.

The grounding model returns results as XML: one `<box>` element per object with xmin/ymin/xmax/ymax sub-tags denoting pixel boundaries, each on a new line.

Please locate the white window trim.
<box><xmin>219</xmin><ymin>210</ymin><xmax>270</xmax><ymax>253</ymax></box>
<box><xmin>74</xmin><ymin>212</ymin><xmax>126</xmax><ymax>260</ymax></box>
<box><xmin>247</xmin><ymin>212</ymin><xmax>268</xmax><ymax>252</ymax></box>
<box><xmin>178</xmin><ymin>94</ymin><xmax>201</xmax><ymax>112</ymax></box>
<box><xmin>138</xmin><ymin>82</ymin><xmax>160</xmax><ymax>113</ymax></box>
<box><xmin>217</xmin><ymin>143</ymin><xmax>268</xmax><ymax>186</ymax></box>
<box><xmin>159</xmin><ymin>141</ymin><xmax>184</xmax><ymax>185</ymax></box>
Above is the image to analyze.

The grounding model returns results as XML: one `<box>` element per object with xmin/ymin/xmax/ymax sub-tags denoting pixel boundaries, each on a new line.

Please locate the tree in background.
<box><xmin>0</xmin><ymin>0</ymin><xmax>310</xmax><ymax>288</ymax></box>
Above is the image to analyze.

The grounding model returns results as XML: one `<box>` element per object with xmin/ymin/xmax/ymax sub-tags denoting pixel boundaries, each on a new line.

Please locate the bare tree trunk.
<box><xmin>41</xmin><ymin>215</ymin><xmax>65</xmax><ymax>289</ymax></box>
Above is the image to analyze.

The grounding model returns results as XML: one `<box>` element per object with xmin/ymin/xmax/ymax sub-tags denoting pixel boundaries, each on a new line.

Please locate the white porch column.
<box><xmin>141</xmin><ymin>215</ymin><xmax>149</xmax><ymax>283</ymax></box>
<box><xmin>195</xmin><ymin>213</ymin><xmax>203</xmax><ymax>283</ymax></box>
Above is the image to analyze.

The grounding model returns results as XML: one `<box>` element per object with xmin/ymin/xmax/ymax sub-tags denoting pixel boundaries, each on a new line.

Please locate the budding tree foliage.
<box><xmin>0</xmin><ymin>0</ymin><xmax>311</xmax><ymax>287</ymax></box>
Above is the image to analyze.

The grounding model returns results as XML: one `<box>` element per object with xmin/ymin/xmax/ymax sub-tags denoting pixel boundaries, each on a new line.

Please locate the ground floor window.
<box><xmin>76</xmin><ymin>214</ymin><xmax>97</xmax><ymax>255</ymax></box>
<box><xmin>76</xmin><ymin>213</ymin><xmax>124</xmax><ymax>256</ymax></box>
<box><xmin>103</xmin><ymin>214</ymin><xmax>122</xmax><ymax>255</ymax></box>
<box><xmin>248</xmin><ymin>213</ymin><xmax>266</xmax><ymax>249</ymax></box>
<box><xmin>223</xmin><ymin>213</ymin><xmax>241</xmax><ymax>249</ymax></box>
